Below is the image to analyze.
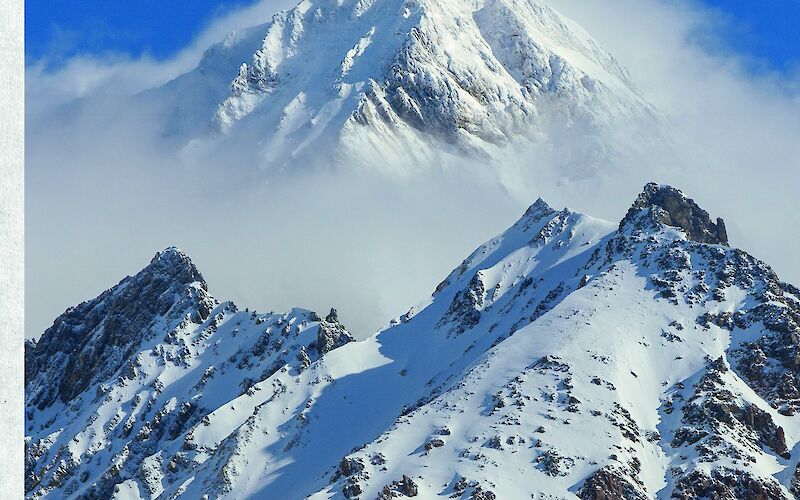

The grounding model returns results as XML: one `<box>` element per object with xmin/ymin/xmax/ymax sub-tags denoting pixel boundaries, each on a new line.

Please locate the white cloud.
<box><xmin>26</xmin><ymin>0</ymin><xmax>800</xmax><ymax>340</ymax></box>
<box><xmin>27</xmin><ymin>0</ymin><xmax>300</xmax><ymax>107</ymax></box>
<box><xmin>546</xmin><ymin>0</ymin><xmax>800</xmax><ymax>280</ymax></box>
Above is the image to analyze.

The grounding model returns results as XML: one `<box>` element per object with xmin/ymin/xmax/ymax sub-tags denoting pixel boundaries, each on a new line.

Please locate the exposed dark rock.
<box><xmin>314</xmin><ymin>314</ymin><xmax>354</xmax><ymax>355</ymax></box>
<box><xmin>485</xmin><ymin>436</ymin><xmax>503</xmax><ymax>450</ymax></box>
<box><xmin>26</xmin><ymin>247</ymin><xmax>214</xmax><ymax>408</ymax></box>
<box><xmin>438</xmin><ymin>272</ymin><xmax>485</xmax><ymax>334</ymax></box>
<box><xmin>578</xmin><ymin>466</ymin><xmax>646</xmax><ymax>500</ymax></box>
<box><xmin>24</xmin><ymin>339</ymin><xmax>38</xmax><ymax>388</ymax></box>
<box><xmin>425</xmin><ymin>438</ymin><xmax>445</xmax><ymax>450</ymax></box>
<box><xmin>522</xmin><ymin>198</ymin><xmax>557</xmax><ymax>224</ymax></box>
<box><xmin>733</xmin><ymin>404</ymin><xmax>789</xmax><ymax>459</ymax></box>
<box><xmin>667</xmin><ymin>356</ymin><xmax>793</xmax><ymax>498</ymax></box>
<box><xmin>379</xmin><ymin>475</ymin><xmax>419</xmax><ymax>497</ymax></box>
<box><xmin>297</xmin><ymin>347</ymin><xmax>311</xmax><ymax>370</ymax></box>
<box><xmin>398</xmin><ymin>475</ymin><xmax>418</xmax><ymax>496</ymax></box>
<box><xmin>672</xmin><ymin>468</ymin><xmax>786</xmax><ymax>500</ymax></box>
<box><xmin>537</xmin><ymin>450</ymin><xmax>573</xmax><ymax>477</ymax></box>
<box><xmin>791</xmin><ymin>462</ymin><xmax>800</xmax><ymax>497</ymax></box>
<box><xmin>470</xmin><ymin>488</ymin><xmax>497</xmax><ymax>500</ymax></box>
<box><xmin>342</xmin><ymin>482</ymin><xmax>362</xmax><ymax>498</ymax></box>
<box><xmin>620</xmin><ymin>183</ymin><xmax>728</xmax><ymax>245</ymax></box>
<box><xmin>339</xmin><ymin>457</ymin><xmax>365</xmax><ymax>478</ymax></box>
<box><xmin>326</xmin><ymin>308</ymin><xmax>339</xmax><ymax>323</ymax></box>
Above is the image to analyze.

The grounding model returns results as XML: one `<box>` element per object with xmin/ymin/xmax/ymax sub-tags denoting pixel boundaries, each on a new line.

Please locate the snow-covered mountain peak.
<box><xmin>520</xmin><ymin>196</ymin><xmax>556</xmax><ymax>222</ymax></box>
<box><xmin>619</xmin><ymin>182</ymin><xmax>729</xmax><ymax>246</ymax></box>
<box><xmin>26</xmin><ymin>247</ymin><xmax>216</xmax><ymax>411</ymax></box>
<box><xmin>316</xmin><ymin>187</ymin><xmax>800</xmax><ymax>499</ymax></box>
<box><xmin>25</xmin><ymin>248</ymin><xmax>355</xmax><ymax>498</ymax></box>
<box><xmin>144</xmin><ymin>0</ymin><xmax>664</xmax><ymax>172</ymax></box>
<box><xmin>146</xmin><ymin>246</ymin><xmax>207</xmax><ymax>289</ymax></box>
<box><xmin>431</xmin><ymin>197</ymin><xmax>606</xmax><ymax>302</ymax></box>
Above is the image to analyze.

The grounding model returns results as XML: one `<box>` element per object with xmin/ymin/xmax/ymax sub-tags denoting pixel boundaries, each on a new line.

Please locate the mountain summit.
<box><xmin>26</xmin><ymin>247</ymin><xmax>214</xmax><ymax>409</ymax></box>
<box><xmin>150</xmin><ymin>0</ymin><xmax>662</xmax><ymax>173</ymax></box>
<box><xmin>621</xmin><ymin>183</ymin><xmax>729</xmax><ymax>245</ymax></box>
<box><xmin>26</xmin><ymin>184</ymin><xmax>800</xmax><ymax>499</ymax></box>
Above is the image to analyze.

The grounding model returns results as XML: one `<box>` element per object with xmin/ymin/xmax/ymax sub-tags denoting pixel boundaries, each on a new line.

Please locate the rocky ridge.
<box><xmin>25</xmin><ymin>184</ymin><xmax>800</xmax><ymax>499</ymax></box>
<box><xmin>24</xmin><ymin>251</ymin><xmax>353</xmax><ymax>499</ymax></box>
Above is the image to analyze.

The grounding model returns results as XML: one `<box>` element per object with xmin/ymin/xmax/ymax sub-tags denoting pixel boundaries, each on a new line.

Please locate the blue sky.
<box><xmin>701</xmin><ymin>0</ymin><xmax>800</xmax><ymax>71</ymax></box>
<box><xmin>25</xmin><ymin>0</ymin><xmax>800</xmax><ymax>71</ymax></box>
<box><xmin>25</xmin><ymin>0</ymin><xmax>255</xmax><ymax>62</ymax></box>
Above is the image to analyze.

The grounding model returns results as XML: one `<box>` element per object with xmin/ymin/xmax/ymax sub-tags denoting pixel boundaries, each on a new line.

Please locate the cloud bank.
<box><xmin>27</xmin><ymin>0</ymin><xmax>800</xmax><ymax>339</ymax></box>
<box><xmin>546</xmin><ymin>0</ymin><xmax>800</xmax><ymax>278</ymax></box>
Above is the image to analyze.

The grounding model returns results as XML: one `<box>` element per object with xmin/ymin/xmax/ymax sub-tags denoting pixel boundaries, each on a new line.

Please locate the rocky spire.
<box><xmin>26</xmin><ymin>247</ymin><xmax>214</xmax><ymax>409</ymax></box>
<box><xmin>521</xmin><ymin>197</ymin><xmax>557</xmax><ymax>223</ymax></box>
<box><xmin>316</xmin><ymin>308</ymin><xmax>354</xmax><ymax>355</ymax></box>
<box><xmin>326</xmin><ymin>307</ymin><xmax>339</xmax><ymax>323</ymax></box>
<box><xmin>147</xmin><ymin>246</ymin><xmax>207</xmax><ymax>290</ymax></box>
<box><xmin>620</xmin><ymin>183</ymin><xmax>728</xmax><ymax>245</ymax></box>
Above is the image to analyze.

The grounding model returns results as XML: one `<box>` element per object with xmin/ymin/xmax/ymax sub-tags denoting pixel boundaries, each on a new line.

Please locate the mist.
<box><xmin>26</xmin><ymin>0</ymin><xmax>800</xmax><ymax>340</ymax></box>
<box><xmin>546</xmin><ymin>0</ymin><xmax>800</xmax><ymax>282</ymax></box>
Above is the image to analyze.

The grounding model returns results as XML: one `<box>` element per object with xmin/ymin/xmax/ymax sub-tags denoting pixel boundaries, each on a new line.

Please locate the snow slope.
<box><xmin>26</xmin><ymin>184</ymin><xmax>800</xmax><ymax>498</ymax></box>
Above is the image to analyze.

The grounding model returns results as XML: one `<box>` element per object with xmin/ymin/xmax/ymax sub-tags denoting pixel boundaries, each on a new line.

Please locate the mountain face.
<box><xmin>25</xmin><ymin>249</ymin><xmax>354</xmax><ymax>499</ymax></box>
<box><xmin>26</xmin><ymin>184</ymin><xmax>800</xmax><ymax>499</ymax></box>
<box><xmin>148</xmin><ymin>0</ymin><xmax>663</xmax><ymax>173</ymax></box>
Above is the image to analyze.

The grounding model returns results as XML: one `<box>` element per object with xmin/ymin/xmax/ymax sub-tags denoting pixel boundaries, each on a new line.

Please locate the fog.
<box><xmin>27</xmin><ymin>0</ymin><xmax>800</xmax><ymax>339</ymax></box>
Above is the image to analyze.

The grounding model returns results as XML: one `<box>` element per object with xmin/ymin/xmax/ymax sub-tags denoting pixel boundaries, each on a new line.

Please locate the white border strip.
<box><xmin>0</xmin><ymin>0</ymin><xmax>24</xmax><ymax>494</ymax></box>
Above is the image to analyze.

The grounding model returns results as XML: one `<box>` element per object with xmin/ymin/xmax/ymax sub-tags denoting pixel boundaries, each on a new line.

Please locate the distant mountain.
<box><xmin>26</xmin><ymin>184</ymin><xmax>800</xmax><ymax>499</ymax></box>
<box><xmin>143</xmin><ymin>0</ymin><xmax>667</xmax><ymax>174</ymax></box>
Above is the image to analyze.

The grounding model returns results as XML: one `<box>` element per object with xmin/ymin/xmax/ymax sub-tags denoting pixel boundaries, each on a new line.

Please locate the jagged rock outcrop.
<box><xmin>315</xmin><ymin>308</ymin><xmax>354</xmax><ymax>355</ymax></box>
<box><xmin>672</xmin><ymin>468</ymin><xmax>786</xmax><ymax>500</ymax></box>
<box><xmin>26</xmin><ymin>247</ymin><xmax>214</xmax><ymax>409</ymax></box>
<box><xmin>621</xmin><ymin>182</ymin><xmax>728</xmax><ymax>245</ymax></box>
<box><xmin>578</xmin><ymin>466</ymin><xmax>647</xmax><ymax>500</ymax></box>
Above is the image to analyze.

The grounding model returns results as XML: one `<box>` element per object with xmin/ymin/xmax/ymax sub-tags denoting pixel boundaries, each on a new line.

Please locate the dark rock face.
<box><xmin>315</xmin><ymin>312</ymin><xmax>354</xmax><ymax>355</ymax></box>
<box><xmin>439</xmin><ymin>272</ymin><xmax>485</xmax><ymax>334</ymax></box>
<box><xmin>470</xmin><ymin>489</ymin><xmax>496</xmax><ymax>500</ymax></box>
<box><xmin>620</xmin><ymin>183</ymin><xmax>728</xmax><ymax>245</ymax></box>
<box><xmin>379</xmin><ymin>475</ymin><xmax>419</xmax><ymax>497</ymax></box>
<box><xmin>730</xmin><ymin>278</ymin><xmax>800</xmax><ymax>412</ymax></box>
<box><xmin>398</xmin><ymin>475</ymin><xmax>419</xmax><ymax>496</ymax></box>
<box><xmin>326</xmin><ymin>307</ymin><xmax>339</xmax><ymax>323</ymax></box>
<box><xmin>520</xmin><ymin>198</ymin><xmax>557</xmax><ymax>227</ymax></box>
<box><xmin>24</xmin><ymin>339</ymin><xmax>38</xmax><ymax>389</ymax></box>
<box><xmin>26</xmin><ymin>247</ymin><xmax>214</xmax><ymax>409</ymax></box>
<box><xmin>735</xmin><ymin>404</ymin><xmax>790</xmax><ymax>459</ymax></box>
<box><xmin>667</xmin><ymin>357</ymin><xmax>790</xmax><ymax>498</ymax></box>
<box><xmin>578</xmin><ymin>466</ymin><xmax>646</xmax><ymax>500</ymax></box>
<box><xmin>791</xmin><ymin>463</ymin><xmax>800</xmax><ymax>497</ymax></box>
<box><xmin>339</xmin><ymin>457</ymin><xmax>365</xmax><ymax>478</ymax></box>
<box><xmin>673</xmin><ymin>468</ymin><xmax>787</xmax><ymax>500</ymax></box>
